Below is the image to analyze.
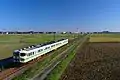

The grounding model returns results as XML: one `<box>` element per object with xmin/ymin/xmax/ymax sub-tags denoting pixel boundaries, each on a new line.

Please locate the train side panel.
<box><xmin>13</xmin><ymin>39</ymin><xmax>68</xmax><ymax>63</ymax></box>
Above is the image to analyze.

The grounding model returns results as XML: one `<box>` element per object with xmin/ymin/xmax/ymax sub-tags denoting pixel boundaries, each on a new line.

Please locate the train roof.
<box><xmin>14</xmin><ymin>38</ymin><xmax>67</xmax><ymax>52</ymax></box>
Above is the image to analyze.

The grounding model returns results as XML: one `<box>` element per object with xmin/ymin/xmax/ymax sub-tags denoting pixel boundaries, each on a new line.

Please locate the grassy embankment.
<box><xmin>12</xmin><ymin>34</ymin><xmax>84</xmax><ymax>80</ymax></box>
<box><xmin>45</xmin><ymin>35</ymin><xmax>89</xmax><ymax>80</ymax></box>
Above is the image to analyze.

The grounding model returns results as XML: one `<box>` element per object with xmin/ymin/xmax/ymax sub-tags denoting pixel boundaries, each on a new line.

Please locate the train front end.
<box><xmin>13</xmin><ymin>50</ymin><xmax>27</xmax><ymax>63</ymax></box>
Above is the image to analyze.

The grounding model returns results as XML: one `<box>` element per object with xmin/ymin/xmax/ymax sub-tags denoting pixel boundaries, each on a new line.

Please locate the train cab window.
<box><xmin>20</xmin><ymin>53</ymin><xmax>26</xmax><ymax>56</ymax></box>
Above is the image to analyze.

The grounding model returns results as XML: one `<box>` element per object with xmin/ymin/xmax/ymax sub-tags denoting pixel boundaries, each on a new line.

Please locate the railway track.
<box><xmin>33</xmin><ymin>37</ymin><xmax>86</xmax><ymax>80</ymax></box>
<box><xmin>0</xmin><ymin>39</ymin><xmax>76</xmax><ymax>80</ymax></box>
<box><xmin>33</xmin><ymin>45</ymin><xmax>75</xmax><ymax>80</ymax></box>
<box><xmin>0</xmin><ymin>53</ymin><xmax>49</xmax><ymax>80</ymax></box>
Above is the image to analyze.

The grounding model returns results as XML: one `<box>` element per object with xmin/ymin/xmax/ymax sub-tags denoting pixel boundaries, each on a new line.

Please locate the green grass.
<box><xmin>0</xmin><ymin>34</ymin><xmax>79</xmax><ymax>60</ymax></box>
<box><xmin>45</xmin><ymin>36</ymin><xmax>89</xmax><ymax>80</ymax></box>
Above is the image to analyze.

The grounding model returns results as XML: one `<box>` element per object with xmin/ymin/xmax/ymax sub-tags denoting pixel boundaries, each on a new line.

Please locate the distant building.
<box><xmin>102</xmin><ymin>31</ymin><xmax>109</xmax><ymax>33</ymax></box>
<box><xmin>63</xmin><ymin>32</ymin><xmax>67</xmax><ymax>34</ymax></box>
<box><xmin>46</xmin><ymin>32</ymin><xmax>56</xmax><ymax>34</ymax></box>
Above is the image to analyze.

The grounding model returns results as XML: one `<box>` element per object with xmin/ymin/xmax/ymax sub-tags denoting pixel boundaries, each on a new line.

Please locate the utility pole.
<box><xmin>77</xmin><ymin>28</ymin><xmax>79</xmax><ymax>38</ymax></box>
<box><xmin>53</xmin><ymin>32</ymin><xmax>56</xmax><ymax>41</ymax></box>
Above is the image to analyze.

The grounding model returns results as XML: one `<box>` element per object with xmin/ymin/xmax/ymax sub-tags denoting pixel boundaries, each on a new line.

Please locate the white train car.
<box><xmin>13</xmin><ymin>39</ymin><xmax>68</xmax><ymax>63</ymax></box>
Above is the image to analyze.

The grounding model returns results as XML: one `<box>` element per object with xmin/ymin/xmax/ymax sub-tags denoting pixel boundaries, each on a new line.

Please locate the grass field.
<box><xmin>0</xmin><ymin>34</ymin><xmax>79</xmax><ymax>60</ymax></box>
<box><xmin>89</xmin><ymin>34</ymin><xmax>120</xmax><ymax>42</ymax></box>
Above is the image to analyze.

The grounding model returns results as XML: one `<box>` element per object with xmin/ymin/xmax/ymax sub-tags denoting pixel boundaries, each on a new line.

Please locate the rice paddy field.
<box><xmin>0</xmin><ymin>34</ymin><xmax>78</xmax><ymax>60</ymax></box>
<box><xmin>60</xmin><ymin>33</ymin><xmax>120</xmax><ymax>80</ymax></box>
<box><xmin>90</xmin><ymin>33</ymin><xmax>120</xmax><ymax>42</ymax></box>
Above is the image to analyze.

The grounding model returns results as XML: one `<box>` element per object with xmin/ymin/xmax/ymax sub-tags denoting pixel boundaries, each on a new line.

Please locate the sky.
<box><xmin>0</xmin><ymin>0</ymin><xmax>120</xmax><ymax>32</ymax></box>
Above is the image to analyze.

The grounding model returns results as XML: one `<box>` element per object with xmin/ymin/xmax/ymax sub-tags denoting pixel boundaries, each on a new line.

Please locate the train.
<box><xmin>13</xmin><ymin>39</ymin><xmax>68</xmax><ymax>63</ymax></box>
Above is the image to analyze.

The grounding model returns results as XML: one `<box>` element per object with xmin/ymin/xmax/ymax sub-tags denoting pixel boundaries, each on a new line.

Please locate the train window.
<box><xmin>48</xmin><ymin>47</ymin><xmax>50</xmax><ymax>49</ymax></box>
<box><xmin>56</xmin><ymin>43</ymin><xmax>59</xmax><ymax>45</ymax></box>
<box><xmin>51</xmin><ymin>45</ymin><xmax>54</xmax><ymax>47</ymax></box>
<box><xmin>32</xmin><ymin>52</ymin><xmax>35</xmax><ymax>55</ymax></box>
<box><xmin>28</xmin><ymin>53</ymin><xmax>31</xmax><ymax>56</ymax></box>
<box><xmin>44</xmin><ymin>47</ymin><xmax>47</xmax><ymax>50</ymax></box>
<box><xmin>38</xmin><ymin>50</ymin><xmax>40</xmax><ymax>52</ymax></box>
<box><xmin>38</xmin><ymin>49</ymin><xmax>43</xmax><ymax>52</ymax></box>
<box><xmin>44</xmin><ymin>46</ymin><xmax>50</xmax><ymax>50</ymax></box>
<box><xmin>20</xmin><ymin>53</ymin><xmax>26</xmax><ymax>56</ymax></box>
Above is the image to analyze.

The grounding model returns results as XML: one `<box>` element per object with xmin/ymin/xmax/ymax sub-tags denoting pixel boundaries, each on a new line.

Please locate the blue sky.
<box><xmin>0</xmin><ymin>0</ymin><xmax>120</xmax><ymax>32</ymax></box>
